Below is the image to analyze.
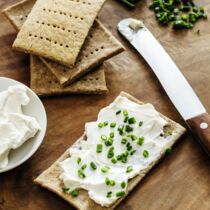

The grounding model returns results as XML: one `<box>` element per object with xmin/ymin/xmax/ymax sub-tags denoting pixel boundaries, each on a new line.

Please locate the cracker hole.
<box><xmin>95</xmin><ymin>48</ymin><xmax>99</xmax><ymax>52</ymax></box>
<box><xmin>101</xmin><ymin>46</ymin><xmax>104</xmax><ymax>49</ymax></box>
<box><xmin>96</xmin><ymin>78</ymin><xmax>99</xmax><ymax>80</ymax></box>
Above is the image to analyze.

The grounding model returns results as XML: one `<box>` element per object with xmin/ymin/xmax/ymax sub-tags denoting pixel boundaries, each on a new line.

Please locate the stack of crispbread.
<box><xmin>3</xmin><ymin>0</ymin><xmax>124</xmax><ymax>96</ymax></box>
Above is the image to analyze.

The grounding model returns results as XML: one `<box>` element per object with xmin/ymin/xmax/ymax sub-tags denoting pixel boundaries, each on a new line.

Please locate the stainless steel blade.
<box><xmin>118</xmin><ymin>18</ymin><xmax>206</xmax><ymax>120</ymax></box>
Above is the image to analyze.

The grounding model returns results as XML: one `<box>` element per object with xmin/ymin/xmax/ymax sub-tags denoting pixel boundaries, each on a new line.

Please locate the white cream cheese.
<box><xmin>0</xmin><ymin>85</ymin><xmax>40</xmax><ymax>169</ymax></box>
<box><xmin>60</xmin><ymin>96</ymin><xmax>174</xmax><ymax>207</ymax></box>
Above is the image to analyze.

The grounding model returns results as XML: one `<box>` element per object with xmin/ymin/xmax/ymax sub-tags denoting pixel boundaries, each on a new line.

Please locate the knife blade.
<box><xmin>118</xmin><ymin>18</ymin><xmax>210</xmax><ymax>155</ymax></box>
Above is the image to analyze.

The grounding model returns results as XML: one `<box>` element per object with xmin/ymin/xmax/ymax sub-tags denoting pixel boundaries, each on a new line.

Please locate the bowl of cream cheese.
<box><xmin>0</xmin><ymin>77</ymin><xmax>47</xmax><ymax>173</ymax></box>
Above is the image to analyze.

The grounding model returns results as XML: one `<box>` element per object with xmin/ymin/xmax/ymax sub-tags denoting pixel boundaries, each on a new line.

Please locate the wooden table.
<box><xmin>1</xmin><ymin>0</ymin><xmax>210</xmax><ymax>209</ymax></box>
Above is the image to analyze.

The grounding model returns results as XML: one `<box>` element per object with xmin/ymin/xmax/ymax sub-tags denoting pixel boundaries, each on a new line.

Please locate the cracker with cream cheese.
<box><xmin>34</xmin><ymin>92</ymin><xmax>186</xmax><ymax>210</ymax></box>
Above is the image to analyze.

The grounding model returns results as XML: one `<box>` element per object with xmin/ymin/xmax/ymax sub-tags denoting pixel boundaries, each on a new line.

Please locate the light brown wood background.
<box><xmin>0</xmin><ymin>0</ymin><xmax>210</xmax><ymax>210</ymax></box>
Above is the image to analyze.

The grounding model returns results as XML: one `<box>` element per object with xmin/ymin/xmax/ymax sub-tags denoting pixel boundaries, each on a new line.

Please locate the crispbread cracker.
<box><xmin>34</xmin><ymin>92</ymin><xmax>186</xmax><ymax>210</ymax></box>
<box><xmin>12</xmin><ymin>0</ymin><xmax>107</xmax><ymax>67</ymax></box>
<box><xmin>42</xmin><ymin>20</ymin><xmax>124</xmax><ymax>86</ymax></box>
<box><xmin>30</xmin><ymin>55</ymin><xmax>108</xmax><ymax>96</ymax></box>
<box><xmin>4</xmin><ymin>0</ymin><xmax>124</xmax><ymax>86</ymax></box>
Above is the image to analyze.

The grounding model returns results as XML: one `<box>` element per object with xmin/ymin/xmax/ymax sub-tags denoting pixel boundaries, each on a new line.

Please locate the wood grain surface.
<box><xmin>0</xmin><ymin>0</ymin><xmax>210</xmax><ymax>210</ymax></box>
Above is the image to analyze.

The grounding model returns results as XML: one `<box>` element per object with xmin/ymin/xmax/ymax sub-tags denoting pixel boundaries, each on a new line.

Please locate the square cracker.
<box><xmin>4</xmin><ymin>0</ymin><xmax>124</xmax><ymax>86</ymax></box>
<box><xmin>30</xmin><ymin>55</ymin><xmax>108</xmax><ymax>96</ymax></box>
<box><xmin>3</xmin><ymin>0</ymin><xmax>108</xmax><ymax>97</ymax></box>
<box><xmin>12</xmin><ymin>0</ymin><xmax>107</xmax><ymax>67</ymax></box>
<box><xmin>34</xmin><ymin>92</ymin><xmax>186</xmax><ymax>210</ymax></box>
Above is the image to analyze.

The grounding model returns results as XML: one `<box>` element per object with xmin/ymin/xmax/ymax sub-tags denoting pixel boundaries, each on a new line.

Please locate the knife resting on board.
<box><xmin>118</xmin><ymin>18</ymin><xmax>210</xmax><ymax>156</ymax></box>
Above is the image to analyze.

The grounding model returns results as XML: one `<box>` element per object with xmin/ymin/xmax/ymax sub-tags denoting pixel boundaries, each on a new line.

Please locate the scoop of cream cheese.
<box><xmin>0</xmin><ymin>85</ymin><xmax>40</xmax><ymax>169</ymax></box>
<box><xmin>60</xmin><ymin>96</ymin><xmax>175</xmax><ymax>207</ymax></box>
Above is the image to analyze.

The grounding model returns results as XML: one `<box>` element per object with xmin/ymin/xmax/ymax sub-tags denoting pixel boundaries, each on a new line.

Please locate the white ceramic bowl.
<box><xmin>0</xmin><ymin>77</ymin><xmax>47</xmax><ymax>173</ymax></box>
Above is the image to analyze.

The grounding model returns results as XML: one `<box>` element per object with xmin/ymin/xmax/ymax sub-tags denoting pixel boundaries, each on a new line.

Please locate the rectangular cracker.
<box><xmin>34</xmin><ymin>92</ymin><xmax>186</xmax><ymax>210</ymax></box>
<box><xmin>4</xmin><ymin>0</ymin><xmax>124</xmax><ymax>86</ymax></box>
<box><xmin>30</xmin><ymin>55</ymin><xmax>108</xmax><ymax>96</ymax></box>
<box><xmin>12</xmin><ymin>0</ymin><xmax>107</xmax><ymax>67</ymax></box>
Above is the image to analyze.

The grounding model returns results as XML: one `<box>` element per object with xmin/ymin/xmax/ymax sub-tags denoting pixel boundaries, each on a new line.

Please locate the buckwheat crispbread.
<box><xmin>30</xmin><ymin>55</ymin><xmax>108</xmax><ymax>96</ymax></box>
<box><xmin>12</xmin><ymin>0</ymin><xmax>107</xmax><ymax>67</ymax></box>
<box><xmin>4</xmin><ymin>0</ymin><xmax>124</xmax><ymax>86</ymax></box>
<box><xmin>3</xmin><ymin>0</ymin><xmax>108</xmax><ymax>96</ymax></box>
<box><xmin>34</xmin><ymin>92</ymin><xmax>186</xmax><ymax>210</ymax></box>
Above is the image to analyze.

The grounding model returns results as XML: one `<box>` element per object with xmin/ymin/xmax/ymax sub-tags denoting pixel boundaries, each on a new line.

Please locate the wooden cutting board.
<box><xmin>0</xmin><ymin>0</ymin><xmax>210</xmax><ymax>210</ymax></box>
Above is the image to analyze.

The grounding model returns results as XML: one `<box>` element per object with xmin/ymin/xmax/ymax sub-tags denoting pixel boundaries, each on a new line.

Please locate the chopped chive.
<box><xmin>167</xmin><ymin>130</ymin><xmax>173</xmax><ymax>136</ymax></box>
<box><xmin>105</xmin><ymin>177</ymin><xmax>110</xmax><ymax>185</ymax></box>
<box><xmin>106</xmin><ymin>191</ymin><xmax>112</xmax><ymax>198</ymax></box>
<box><xmin>78</xmin><ymin>169</ymin><xmax>86</xmax><ymax>179</ymax></box>
<box><xmin>123</xmin><ymin>110</ymin><xmax>128</xmax><ymax>116</ymax></box>
<box><xmin>101</xmin><ymin>134</ymin><xmax>107</xmax><ymax>141</ymax></box>
<box><xmin>121</xmin><ymin>138</ymin><xmax>127</xmax><ymax>144</ymax></box>
<box><xmin>139</xmin><ymin>121</ymin><xmax>143</xmax><ymax>127</ymax></box>
<box><xmin>111</xmin><ymin>158</ymin><xmax>117</xmax><ymax>164</ymax></box>
<box><xmin>118</xmin><ymin>125</ymin><xmax>124</xmax><ymax>136</ymax></box>
<box><xmin>131</xmin><ymin>134</ymin><xmax>138</xmax><ymax>141</ymax></box>
<box><xmin>109</xmin><ymin>180</ymin><xmax>116</xmax><ymax>186</ymax></box>
<box><xmin>126</xmin><ymin>166</ymin><xmax>133</xmax><ymax>173</ymax></box>
<box><xmin>121</xmin><ymin>156</ymin><xmax>127</xmax><ymax>163</ymax></box>
<box><xmin>81</xmin><ymin>164</ymin><xmax>87</xmax><ymax>170</ymax></box>
<box><xmin>110</xmin><ymin>132</ymin><xmax>115</xmax><ymax>138</ymax></box>
<box><xmin>70</xmin><ymin>189</ymin><xmax>79</xmax><ymax>197</ymax></box>
<box><xmin>121</xmin><ymin>181</ymin><xmax>126</xmax><ymax>189</ymax></box>
<box><xmin>103</xmin><ymin>121</ymin><xmax>108</xmax><ymax>126</ymax></box>
<box><xmin>116</xmin><ymin>110</ymin><xmax>121</xmax><ymax>115</ymax></box>
<box><xmin>105</xmin><ymin>138</ymin><xmax>114</xmax><ymax>146</ymax></box>
<box><xmin>90</xmin><ymin>162</ymin><xmax>97</xmax><ymax>170</ymax></box>
<box><xmin>96</xmin><ymin>144</ymin><xmax>103</xmax><ymax>153</ymax></box>
<box><xmin>130</xmin><ymin>150</ymin><xmax>136</xmax><ymax>156</ymax></box>
<box><xmin>98</xmin><ymin>122</ymin><xmax>103</xmax><ymax>128</ymax></box>
<box><xmin>124</xmin><ymin>116</ymin><xmax>129</xmax><ymax>123</ymax></box>
<box><xmin>137</xmin><ymin>136</ymin><xmax>144</xmax><ymax>146</ymax></box>
<box><xmin>77</xmin><ymin>157</ymin><xmax>81</xmax><ymax>165</ymax></box>
<box><xmin>143</xmin><ymin>150</ymin><xmax>149</xmax><ymax>158</ymax></box>
<box><xmin>126</xmin><ymin>142</ymin><xmax>132</xmax><ymax>151</ymax></box>
<box><xmin>62</xmin><ymin>186</ymin><xmax>70</xmax><ymax>193</ymax></box>
<box><xmin>165</xmin><ymin>147</ymin><xmax>172</xmax><ymax>153</ymax></box>
<box><xmin>107</xmin><ymin>147</ymin><xmax>114</xmax><ymax>158</ymax></box>
<box><xmin>101</xmin><ymin>166</ymin><xmax>110</xmax><ymax>173</ymax></box>
<box><xmin>110</xmin><ymin>122</ymin><xmax>116</xmax><ymax>128</ymax></box>
<box><xmin>128</xmin><ymin>117</ymin><xmax>136</xmax><ymax>124</ymax></box>
<box><xmin>125</xmin><ymin>125</ymin><xmax>133</xmax><ymax>133</ymax></box>
<box><xmin>116</xmin><ymin>191</ymin><xmax>125</xmax><ymax>197</ymax></box>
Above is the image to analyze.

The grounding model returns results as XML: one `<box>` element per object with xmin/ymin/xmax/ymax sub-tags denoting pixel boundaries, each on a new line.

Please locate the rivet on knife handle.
<box><xmin>186</xmin><ymin>113</ymin><xmax>210</xmax><ymax>155</ymax></box>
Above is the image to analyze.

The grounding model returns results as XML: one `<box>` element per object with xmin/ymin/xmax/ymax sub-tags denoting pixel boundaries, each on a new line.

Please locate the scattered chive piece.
<box><xmin>70</xmin><ymin>189</ymin><xmax>79</xmax><ymax>197</ymax></box>
<box><xmin>96</xmin><ymin>144</ymin><xmax>103</xmax><ymax>153</ymax></box>
<box><xmin>125</xmin><ymin>125</ymin><xmax>133</xmax><ymax>132</ymax></box>
<box><xmin>167</xmin><ymin>130</ymin><xmax>173</xmax><ymax>136</ymax></box>
<box><xmin>137</xmin><ymin>136</ymin><xmax>144</xmax><ymax>146</ymax></box>
<box><xmin>101</xmin><ymin>134</ymin><xmax>107</xmax><ymax>141</ymax></box>
<box><xmin>105</xmin><ymin>177</ymin><xmax>110</xmax><ymax>185</ymax></box>
<box><xmin>111</xmin><ymin>158</ymin><xmax>117</xmax><ymax>164</ymax></box>
<box><xmin>116</xmin><ymin>110</ymin><xmax>121</xmax><ymax>115</ymax></box>
<box><xmin>98</xmin><ymin>122</ymin><xmax>103</xmax><ymax>128</ymax></box>
<box><xmin>105</xmin><ymin>138</ymin><xmax>114</xmax><ymax>146</ymax></box>
<box><xmin>81</xmin><ymin>164</ymin><xmax>87</xmax><ymax>170</ymax></box>
<box><xmin>110</xmin><ymin>122</ymin><xmax>116</xmax><ymax>128</ymax></box>
<box><xmin>165</xmin><ymin>147</ymin><xmax>172</xmax><ymax>153</ymax></box>
<box><xmin>103</xmin><ymin>121</ymin><xmax>108</xmax><ymax>126</ymax></box>
<box><xmin>139</xmin><ymin>121</ymin><xmax>143</xmax><ymax>127</ymax></box>
<box><xmin>121</xmin><ymin>138</ymin><xmax>127</xmax><ymax>144</ymax></box>
<box><xmin>126</xmin><ymin>142</ymin><xmax>132</xmax><ymax>151</ymax></box>
<box><xmin>77</xmin><ymin>157</ymin><xmax>81</xmax><ymax>165</ymax></box>
<box><xmin>107</xmin><ymin>147</ymin><xmax>115</xmax><ymax>158</ymax></box>
<box><xmin>123</xmin><ymin>110</ymin><xmax>128</xmax><ymax>116</ymax></box>
<box><xmin>106</xmin><ymin>191</ymin><xmax>112</xmax><ymax>198</ymax></box>
<box><xmin>90</xmin><ymin>162</ymin><xmax>97</xmax><ymax>170</ymax></box>
<box><xmin>126</xmin><ymin>166</ymin><xmax>133</xmax><ymax>173</ymax></box>
<box><xmin>116</xmin><ymin>191</ymin><xmax>125</xmax><ymax>197</ymax></box>
<box><xmin>110</xmin><ymin>132</ymin><xmax>115</xmax><ymax>138</ymax></box>
<box><xmin>143</xmin><ymin>150</ymin><xmax>149</xmax><ymax>158</ymax></box>
<box><xmin>121</xmin><ymin>181</ymin><xmax>126</xmax><ymax>189</ymax></box>
<box><xmin>118</xmin><ymin>125</ymin><xmax>124</xmax><ymax>136</ymax></box>
<box><xmin>128</xmin><ymin>117</ymin><xmax>136</xmax><ymax>124</ymax></box>
<box><xmin>109</xmin><ymin>180</ymin><xmax>116</xmax><ymax>186</ymax></box>
<box><xmin>130</xmin><ymin>150</ymin><xmax>136</xmax><ymax>156</ymax></box>
<box><xmin>101</xmin><ymin>166</ymin><xmax>110</xmax><ymax>173</ymax></box>
<box><xmin>124</xmin><ymin>116</ymin><xmax>129</xmax><ymax>123</ymax></box>
<box><xmin>131</xmin><ymin>134</ymin><xmax>138</xmax><ymax>141</ymax></box>
<box><xmin>62</xmin><ymin>186</ymin><xmax>70</xmax><ymax>193</ymax></box>
<box><xmin>78</xmin><ymin>169</ymin><xmax>86</xmax><ymax>179</ymax></box>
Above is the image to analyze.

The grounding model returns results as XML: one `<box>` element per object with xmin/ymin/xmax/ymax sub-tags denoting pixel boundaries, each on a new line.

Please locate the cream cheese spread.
<box><xmin>60</xmin><ymin>96</ymin><xmax>174</xmax><ymax>207</ymax></box>
<box><xmin>0</xmin><ymin>85</ymin><xmax>40</xmax><ymax>169</ymax></box>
